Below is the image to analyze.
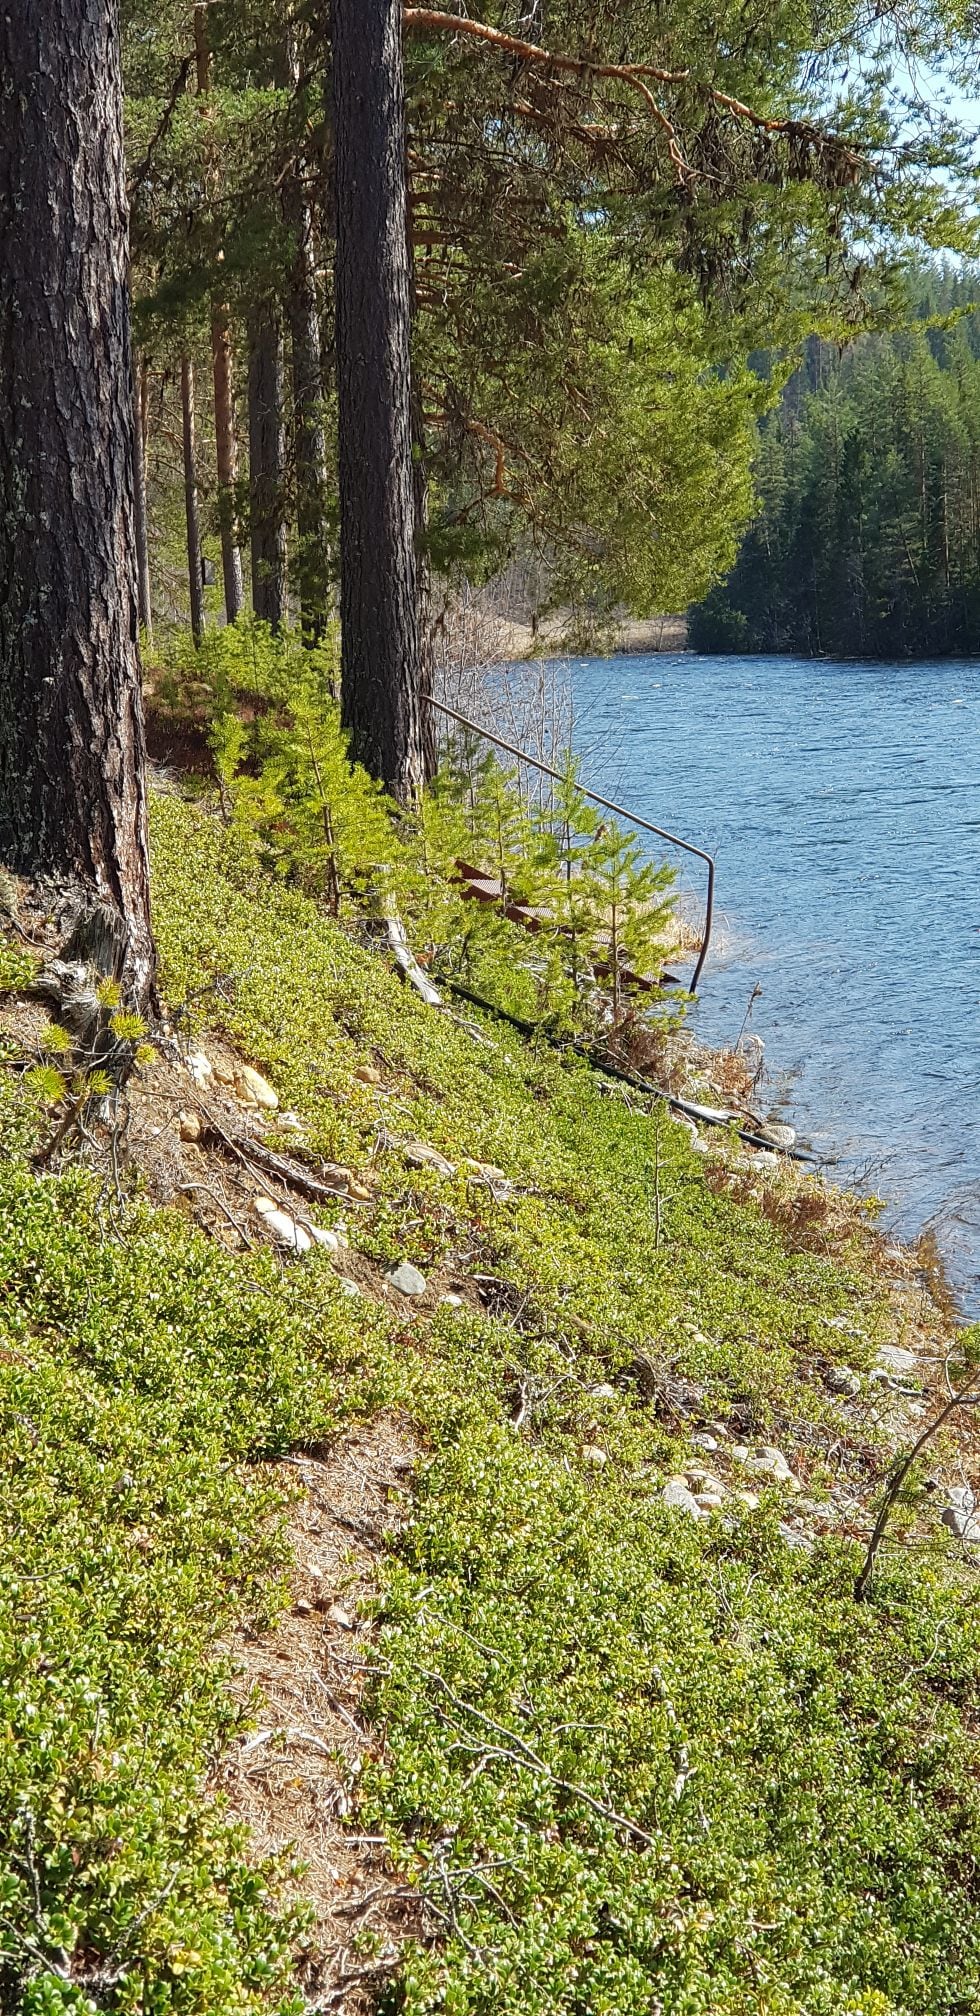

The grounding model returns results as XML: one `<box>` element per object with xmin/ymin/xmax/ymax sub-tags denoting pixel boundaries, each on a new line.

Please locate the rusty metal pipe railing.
<box><xmin>426</xmin><ymin>695</ymin><xmax>715</xmax><ymax>994</ymax></box>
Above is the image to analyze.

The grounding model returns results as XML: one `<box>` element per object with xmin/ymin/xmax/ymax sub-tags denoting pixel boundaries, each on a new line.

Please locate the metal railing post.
<box><xmin>425</xmin><ymin>695</ymin><xmax>716</xmax><ymax>994</ymax></box>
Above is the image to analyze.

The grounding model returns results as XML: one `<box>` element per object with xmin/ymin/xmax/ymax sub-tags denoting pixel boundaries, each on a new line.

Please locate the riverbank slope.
<box><xmin>2</xmin><ymin>788</ymin><xmax>979</xmax><ymax>2016</ymax></box>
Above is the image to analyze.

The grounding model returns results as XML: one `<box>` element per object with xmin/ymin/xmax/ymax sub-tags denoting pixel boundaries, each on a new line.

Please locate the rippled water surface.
<box><xmin>569</xmin><ymin>654</ymin><xmax>980</xmax><ymax>1311</ymax></box>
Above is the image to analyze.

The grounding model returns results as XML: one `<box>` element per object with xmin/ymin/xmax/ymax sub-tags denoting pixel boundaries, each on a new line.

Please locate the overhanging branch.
<box><xmin>403</xmin><ymin>8</ymin><xmax>866</xmax><ymax>190</ymax></box>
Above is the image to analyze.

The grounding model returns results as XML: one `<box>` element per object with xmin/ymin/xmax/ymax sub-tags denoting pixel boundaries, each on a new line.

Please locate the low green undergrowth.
<box><xmin>3</xmin><ymin>791</ymin><xmax>980</xmax><ymax>2015</ymax></box>
<box><xmin>149</xmin><ymin>620</ymin><xmax>684</xmax><ymax>1044</ymax></box>
<box><xmin>0</xmin><ymin>1152</ymin><xmax>401</xmax><ymax>2015</ymax></box>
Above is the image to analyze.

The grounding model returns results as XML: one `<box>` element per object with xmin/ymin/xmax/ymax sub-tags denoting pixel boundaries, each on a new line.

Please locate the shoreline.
<box><xmin>480</xmin><ymin>611</ymin><xmax>690</xmax><ymax>661</ymax></box>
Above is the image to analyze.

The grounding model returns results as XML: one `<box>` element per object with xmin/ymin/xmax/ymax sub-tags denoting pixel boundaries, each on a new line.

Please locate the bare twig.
<box><xmin>421</xmin><ymin>1669</ymin><xmax>654</xmax><ymax>1846</ymax></box>
<box><xmin>854</xmin><ymin>1362</ymin><xmax>980</xmax><ymax>1600</ymax></box>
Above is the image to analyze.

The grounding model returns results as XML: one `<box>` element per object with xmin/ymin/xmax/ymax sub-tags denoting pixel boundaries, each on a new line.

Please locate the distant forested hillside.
<box><xmin>689</xmin><ymin>267</ymin><xmax>980</xmax><ymax>659</ymax></box>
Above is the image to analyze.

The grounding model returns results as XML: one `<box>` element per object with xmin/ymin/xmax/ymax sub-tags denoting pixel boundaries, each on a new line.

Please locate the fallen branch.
<box><xmin>198</xmin><ymin>1103</ymin><xmax>371</xmax><ymax>1206</ymax></box>
<box><xmin>384</xmin><ymin>911</ymin><xmax>443</xmax><ymax>1007</ymax></box>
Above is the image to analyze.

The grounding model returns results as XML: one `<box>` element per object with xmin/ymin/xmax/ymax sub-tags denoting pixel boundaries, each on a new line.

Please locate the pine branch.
<box><xmin>403</xmin><ymin>9</ymin><xmax>866</xmax><ymax>190</ymax></box>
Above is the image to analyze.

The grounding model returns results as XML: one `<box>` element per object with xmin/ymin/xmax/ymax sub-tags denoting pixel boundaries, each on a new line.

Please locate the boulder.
<box><xmin>738</xmin><ymin>1445</ymin><xmax>800</xmax><ymax>1489</ymax></box>
<box><xmin>662</xmin><ymin>1476</ymin><xmax>707</xmax><ymax>1521</ymax></box>
<box><xmin>253</xmin><ymin>1195</ymin><xmax>311</xmax><ymax>1253</ymax></box>
<box><xmin>942</xmin><ymin>1484</ymin><xmax>980</xmax><ymax>1543</ymax></box>
<box><xmin>403</xmin><ymin>1141</ymin><xmax>457</xmax><ymax>1178</ymax></box>
<box><xmin>238</xmin><ymin>1064</ymin><xmax>279</xmax><ymax>1110</ymax></box>
<box><xmin>386</xmin><ymin>1260</ymin><xmax>428</xmax><ymax>1297</ymax></box>
<box><xmin>875</xmin><ymin>1343</ymin><xmax>918</xmax><ymax>1380</ymax></box>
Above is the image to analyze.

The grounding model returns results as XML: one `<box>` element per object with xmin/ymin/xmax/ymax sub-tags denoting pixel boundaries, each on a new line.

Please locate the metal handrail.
<box><xmin>426</xmin><ymin>694</ymin><xmax>715</xmax><ymax>993</ymax></box>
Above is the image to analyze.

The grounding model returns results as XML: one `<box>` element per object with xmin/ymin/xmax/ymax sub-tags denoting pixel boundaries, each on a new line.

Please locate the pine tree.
<box><xmin>0</xmin><ymin>0</ymin><xmax>154</xmax><ymax>1003</ymax></box>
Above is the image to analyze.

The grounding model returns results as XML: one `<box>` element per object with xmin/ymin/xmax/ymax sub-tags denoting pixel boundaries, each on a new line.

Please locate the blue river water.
<box><xmin>568</xmin><ymin>653</ymin><xmax>980</xmax><ymax>1313</ymax></box>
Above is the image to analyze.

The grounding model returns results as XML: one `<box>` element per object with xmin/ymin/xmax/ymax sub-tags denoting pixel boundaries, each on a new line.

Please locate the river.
<box><xmin>568</xmin><ymin>652</ymin><xmax>980</xmax><ymax>1315</ymax></box>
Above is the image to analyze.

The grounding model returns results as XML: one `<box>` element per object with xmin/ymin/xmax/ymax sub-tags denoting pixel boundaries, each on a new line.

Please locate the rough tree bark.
<box><xmin>211</xmin><ymin>304</ymin><xmax>246</xmax><ymax>624</ymax></box>
<box><xmin>285</xmin><ymin>170</ymin><xmax>332</xmax><ymax>641</ymax></box>
<box><xmin>194</xmin><ymin>3</ymin><xmax>244</xmax><ymax>625</ymax></box>
<box><xmin>332</xmin><ymin>0</ymin><xmax>427</xmax><ymax>803</ymax></box>
<box><xmin>181</xmin><ymin>355</ymin><xmax>206</xmax><ymax>649</ymax></box>
<box><xmin>282</xmin><ymin>19</ymin><xmax>331</xmax><ymax>642</ymax></box>
<box><xmin>0</xmin><ymin>0</ymin><xmax>154</xmax><ymax>1003</ymax></box>
<box><xmin>132</xmin><ymin>352</ymin><xmax>153</xmax><ymax>641</ymax></box>
<box><xmin>247</xmin><ymin>300</ymin><xmax>287</xmax><ymax>629</ymax></box>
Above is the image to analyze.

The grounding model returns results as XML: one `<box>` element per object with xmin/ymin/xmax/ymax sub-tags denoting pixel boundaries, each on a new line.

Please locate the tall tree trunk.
<box><xmin>132</xmin><ymin>350</ymin><xmax>153</xmax><ymax>642</ymax></box>
<box><xmin>248</xmin><ymin>300</ymin><xmax>287</xmax><ymax>629</ymax></box>
<box><xmin>0</xmin><ymin>0</ymin><xmax>154</xmax><ymax>1004</ymax></box>
<box><xmin>332</xmin><ymin>0</ymin><xmax>425</xmax><ymax>803</ymax></box>
<box><xmin>282</xmin><ymin>17</ymin><xmax>331</xmax><ymax>642</ymax></box>
<box><xmin>193</xmin><ymin>3</ymin><xmax>244</xmax><ymax>626</ymax></box>
<box><xmin>181</xmin><ymin>355</ymin><xmax>206</xmax><ymax>649</ymax></box>
<box><xmin>285</xmin><ymin>172</ymin><xmax>332</xmax><ymax>642</ymax></box>
<box><xmin>211</xmin><ymin>304</ymin><xmax>245</xmax><ymax>624</ymax></box>
<box><xmin>409</xmin><ymin>326</ymin><xmax>437</xmax><ymax>780</ymax></box>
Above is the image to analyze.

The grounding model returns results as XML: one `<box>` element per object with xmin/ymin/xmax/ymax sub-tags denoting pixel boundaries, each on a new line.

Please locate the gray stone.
<box><xmin>942</xmin><ymin>1484</ymin><xmax>980</xmax><ymax>1543</ymax></box>
<box><xmin>662</xmin><ymin>1476</ymin><xmax>707</xmax><ymax>1521</ymax></box>
<box><xmin>386</xmin><ymin>1260</ymin><xmax>428</xmax><ymax>1297</ymax></box>
<box><xmin>691</xmin><ymin>1431</ymin><xmax>719</xmax><ymax>1451</ymax></box>
<box><xmin>742</xmin><ymin>1446</ymin><xmax>799</xmax><ymax>1489</ymax></box>
<box><xmin>875</xmin><ymin>1344</ymin><xmax>918</xmax><ymax>1379</ymax></box>
<box><xmin>825</xmin><ymin>1366</ymin><xmax>861</xmax><ymax>1397</ymax></box>
<box><xmin>779</xmin><ymin>1522</ymin><xmax>814</xmax><ymax>1552</ymax></box>
<box><xmin>338</xmin><ymin>1278</ymin><xmax>362</xmax><ymax>1299</ymax></box>
<box><xmin>403</xmin><ymin>1140</ymin><xmax>457</xmax><ymax>1178</ymax></box>
<box><xmin>759</xmin><ymin>1121</ymin><xmax>796</xmax><ymax>1151</ymax></box>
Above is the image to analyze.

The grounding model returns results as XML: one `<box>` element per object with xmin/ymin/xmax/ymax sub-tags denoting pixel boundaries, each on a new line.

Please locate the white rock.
<box><xmin>386</xmin><ymin>1260</ymin><xmax>428</xmax><ymax>1297</ymax></box>
<box><xmin>308</xmin><ymin>1224</ymin><xmax>342</xmax><ymax>1252</ymax></box>
<box><xmin>734</xmin><ymin>1490</ymin><xmax>760</xmax><ymax>1510</ymax></box>
<box><xmin>278</xmin><ymin>1110</ymin><xmax>305</xmax><ymax>1133</ymax></box>
<box><xmin>731</xmin><ymin>1444</ymin><xmax>751</xmax><ymax>1464</ymax></box>
<box><xmin>582</xmin><ymin>1444</ymin><xmax>608</xmax><ymax>1467</ymax></box>
<box><xmin>662</xmin><ymin>1476</ymin><xmax>707</xmax><ymax>1521</ymax></box>
<box><xmin>589</xmin><ymin>1383</ymin><xmax>617</xmax><ymax>1401</ymax></box>
<box><xmin>691</xmin><ymin>1431</ymin><xmax>719</xmax><ymax>1452</ymax></box>
<box><xmin>338</xmin><ymin>1278</ymin><xmax>362</xmax><ymax>1299</ymax></box>
<box><xmin>238</xmin><ymin>1064</ymin><xmax>279</xmax><ymax>1110</ymax></box>
<box><xmin>440</xmin><ymin>1293</ymin><xmax>465</xmax><ymax>1309</ymax></box>
<box><xmin>942</xmin><ymin>1484</ymin><xmax>980</xmax><ymax>1543</ymax></box>
<box><xmin>694</xmin><ymin>1492</ymin><xmax>725</xmax><ymax>1512</ymax></box>
<box><xmin>743</xmin><ymin>1446</ymin><xmax>799</xmax><ymax>1488</ymax></box>
<box><xmin>254</xmin><ymin>1196</ymin><xmax>311</xmax><ymax>1253</ymax></box>
<box><xmin>186</xmin><ymin>1049</ymin><xmax>213</xmax><ymax>1087</ymax></box>
<box><xmin>760</xmin><ymin>1122</ymin><xmax>796</xmax><ymax>1151</ymax></box>
<box><xmin>875</xmin><ymin>1344</ymin><xmax>918</xmax><ymax>1379</ymax></box>
<box><xmin>685</xmin><ymin>1466</ymin><xmax>724</xmax><ymax>1494</ymax></box>
<box><xmin>404</xmin><ymin>1141</ymin><xmax>457</xmax><ymax>1177</ymax></box>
